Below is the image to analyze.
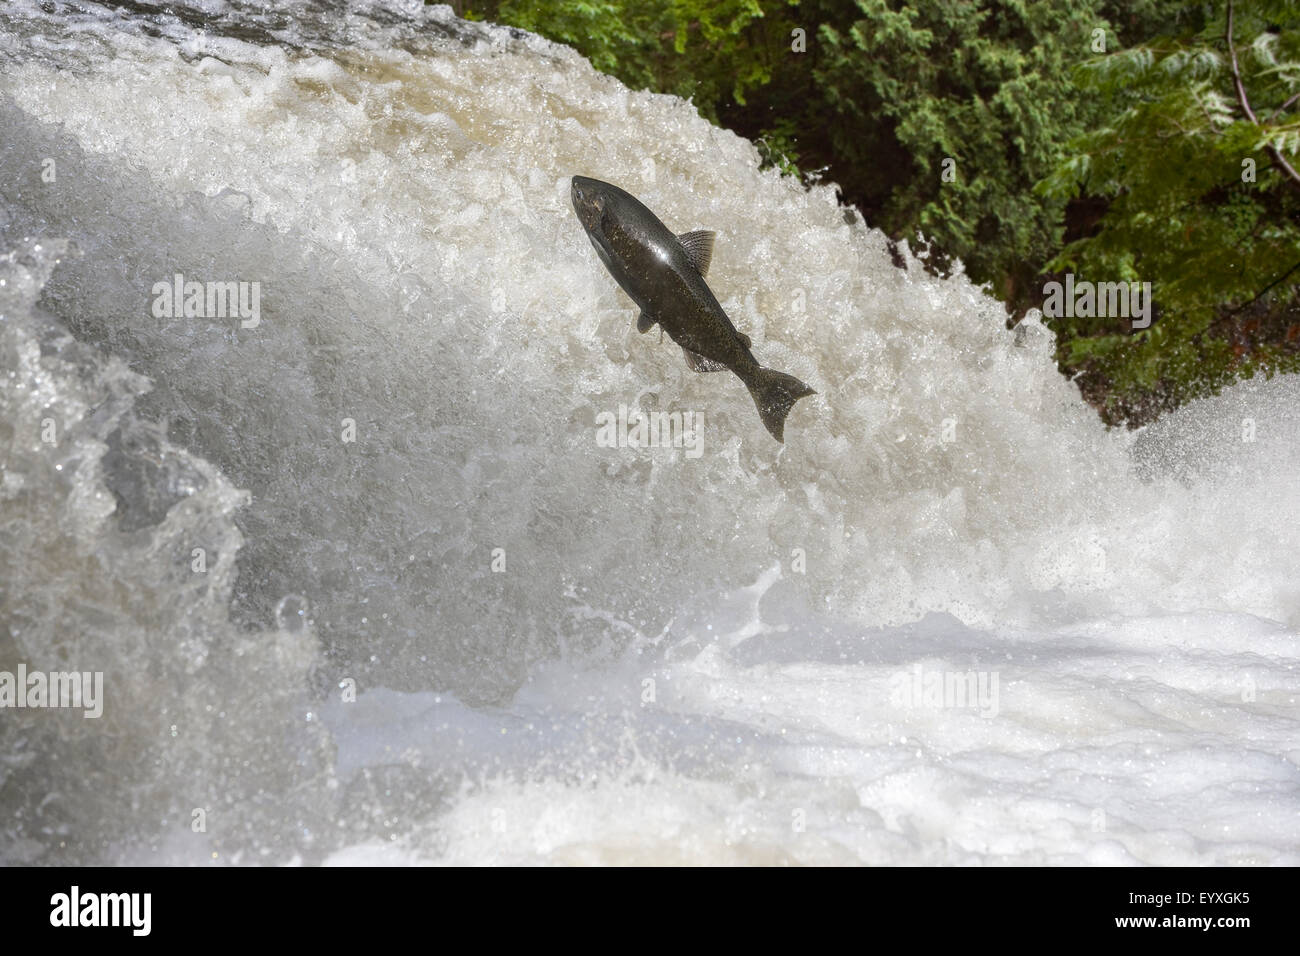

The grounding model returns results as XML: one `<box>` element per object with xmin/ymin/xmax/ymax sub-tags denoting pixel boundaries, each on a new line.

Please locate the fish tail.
<box><xmin>745</xmin><ymin>366</ymin><xmax>816</xmax><ymax>443</ymax></box>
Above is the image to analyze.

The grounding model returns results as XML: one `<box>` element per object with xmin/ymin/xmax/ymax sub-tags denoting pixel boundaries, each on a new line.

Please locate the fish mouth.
<box><xmin>570</xmin><ymin>176</ymin><xmax>604</xmax><ymax>228</ymax></box>
<box><xmin>571</xmin><ymin>176</ymin><xmax>598</xmax><ymax>209</ymax></box>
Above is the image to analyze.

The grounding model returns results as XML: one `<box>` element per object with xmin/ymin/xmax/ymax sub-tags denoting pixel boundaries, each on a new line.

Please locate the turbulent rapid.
<box><xmin>1</xmin><ymin>0</ymin><xmax>1297</xmax><ymax>865</ymax></box>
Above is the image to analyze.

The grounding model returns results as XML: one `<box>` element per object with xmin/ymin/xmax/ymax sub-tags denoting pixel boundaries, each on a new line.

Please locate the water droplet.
<box><xmin>274</xmin><ymin>594</ymin><xmax>309</xmax><ymax>632</ymax></box>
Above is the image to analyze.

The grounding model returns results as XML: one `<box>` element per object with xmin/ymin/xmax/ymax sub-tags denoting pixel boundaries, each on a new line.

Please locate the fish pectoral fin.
<box><xmin>737</xmin><ymin>331</ymin><xmax>751</xmax><ymax>349</ymax></box>
<box><xmin>636</xmin><ymin>311</ymin><xmax>656</xmax><ymax>334</ymax></box>
<box><xmin>682</xmin><ymin>348</ymin><xmax>729</xmax><ymax>373</ymax></box>
<box><xmin>676</xmin><ymin>230</ymin><xmax>716</xmax><ymax>277</ymax></box>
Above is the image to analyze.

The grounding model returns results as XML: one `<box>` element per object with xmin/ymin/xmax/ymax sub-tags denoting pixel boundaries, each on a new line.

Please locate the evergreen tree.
<box><xmin>1039</xmin><ymin>0</ymin><xmax>1300</xmax><ymax>424</ymax></box>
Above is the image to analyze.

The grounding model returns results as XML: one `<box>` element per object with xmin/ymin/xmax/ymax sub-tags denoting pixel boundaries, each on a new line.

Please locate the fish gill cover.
<box><xmin>0</xmin><ymin>0</ymin><xmax>1297</xmax><ymax>864</ymax></box>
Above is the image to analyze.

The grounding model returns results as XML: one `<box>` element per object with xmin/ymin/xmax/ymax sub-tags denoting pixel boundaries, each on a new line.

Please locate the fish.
<box><xmin>570</xmin><ymin>175</ymin><xmax>815</xmax><ymax>442</ymax></box>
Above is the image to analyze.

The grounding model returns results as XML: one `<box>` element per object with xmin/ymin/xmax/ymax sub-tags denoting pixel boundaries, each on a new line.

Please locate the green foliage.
<box><xmin>754</xmin><ymin>115</ymin><xmax>803</xmax><ymax>177</ymax></box>
<box><xmin>1040</xmin><ymin>0</ymin><xmax>1300</xmax><ymax>424</ymax></box>
<box><xmin>807</xmin><ymin>0</ymin><xmax>1115</xmax><ymax>302</ymax></box>
<box><xmin>475</xmin><ymin>0</ymin><xmax>787</xmax><ymax>121</ymax></box>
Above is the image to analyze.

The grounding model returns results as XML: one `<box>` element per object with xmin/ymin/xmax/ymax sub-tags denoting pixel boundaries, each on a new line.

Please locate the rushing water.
<box><xmin>1</xmin><ymin>0</ymin><xmax>1297</xmax><ymax>865</ymax></box>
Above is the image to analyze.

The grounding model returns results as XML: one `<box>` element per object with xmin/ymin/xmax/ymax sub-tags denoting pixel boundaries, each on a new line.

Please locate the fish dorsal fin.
<box><xmin>683</xmin><ymin>348</ymin><xmax>728</xmax><ymax>373</ymax></box>
<box><xmin>677</xmin><ymin>230</ymin><xmax>715</xmax><ymax>277</ymax></box>
<box><xmin>637</xmin><ymin>311</ymin><xmax>656</xmax><ymax>334</ymax></box>
<box><xmin>737</xmin><ymin>330</ymin><xmax>751</xmax><ymax>349</ymax></box>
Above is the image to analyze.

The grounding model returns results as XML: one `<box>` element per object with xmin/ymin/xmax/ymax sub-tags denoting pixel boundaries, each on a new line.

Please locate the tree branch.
<box><xmin>1225</xmin><ymin>258</ymin><xmax>1300</xmax><ymax>316</ymax></box>
<box><xmin>1228</xmin><ymin>0</ymin><xmax>1300</xmax><ymax>190</ymax></box>
<box><xmin>1267</xmin><ymin>91</ymin><xmax>1300</xmax><ymax>124</ymax></box>
<box><xmin>1226</xmin><ymin>2</ymin><xmax>1258</xmax><ymax>122</ymax></box>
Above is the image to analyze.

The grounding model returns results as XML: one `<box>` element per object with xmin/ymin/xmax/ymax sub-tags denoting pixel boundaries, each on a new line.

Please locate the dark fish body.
<box><xmin>570</xmin><ymin>176</ymin><xmax>815</xmax><ymax>442</ymax></box>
